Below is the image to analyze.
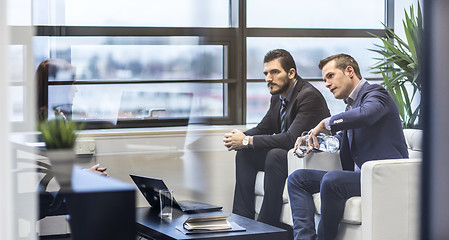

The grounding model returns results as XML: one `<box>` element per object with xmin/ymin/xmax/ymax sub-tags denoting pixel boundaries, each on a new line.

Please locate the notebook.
<box><xmin>130</xmin><ymin>174</ymin><xmax>223</xmax><ymax>213</ymax></box>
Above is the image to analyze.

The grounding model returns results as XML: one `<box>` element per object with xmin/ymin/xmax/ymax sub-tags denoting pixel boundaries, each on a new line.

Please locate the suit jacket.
<box><xmin>246</xmin><ymin>77</ymin><xmax>330</xmax><ymax>151</ymax></box>
<box><xmin>329</xmin><ymin>82</ymin><xmax>409</xmax><ymax>170</ymax></box>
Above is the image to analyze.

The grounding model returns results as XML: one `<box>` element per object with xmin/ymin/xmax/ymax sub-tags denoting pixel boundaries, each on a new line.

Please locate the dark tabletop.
<box><xmin>136</xmin><ymin>207</ymin><xmax>287</xmax><ymax>240</ymax></box>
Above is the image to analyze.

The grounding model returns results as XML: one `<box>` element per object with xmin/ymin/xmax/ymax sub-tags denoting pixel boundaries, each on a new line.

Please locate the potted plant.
<box><xmin>39</xmin><ymin>119</ymin><xmax>82</xmax><ymax>190</ymax></box>
<box><xmin>369</xmin><ymin>4</ymin><xmax>422</xmax><ymax>129</ymax></box>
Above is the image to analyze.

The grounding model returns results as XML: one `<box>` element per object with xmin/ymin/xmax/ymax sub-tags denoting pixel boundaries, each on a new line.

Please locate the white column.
<box><xmin>0</xmin><ymin>0</ymin><xmax>13</xmax><ymax>238</ymax></box>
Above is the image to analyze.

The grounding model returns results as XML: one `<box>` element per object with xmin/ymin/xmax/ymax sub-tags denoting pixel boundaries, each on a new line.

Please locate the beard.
<box><xmin>268</xmin><ymin>80</ymin><xmax>291</xmax><ymax>95</ymax></box>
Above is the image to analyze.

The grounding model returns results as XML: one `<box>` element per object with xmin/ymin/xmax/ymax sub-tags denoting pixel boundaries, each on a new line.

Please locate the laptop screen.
<box><xmin>130</xmin><ymin>174</ymin><xmax>178</xmax><ymax>210</ymax></box>
<box><xmin>130</xmin><ymin>174</ymin><xmax>223</xmax><ymax>213</ymax></box>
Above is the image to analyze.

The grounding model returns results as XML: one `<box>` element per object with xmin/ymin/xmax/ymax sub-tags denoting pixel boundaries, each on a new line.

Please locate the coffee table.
<box><xmin>136</xmin><ymin>207</ymin><xmax>288</xmax><ymax>240</ymax></box>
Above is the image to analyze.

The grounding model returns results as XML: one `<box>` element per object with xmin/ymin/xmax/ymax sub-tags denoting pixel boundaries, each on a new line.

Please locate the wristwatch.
<box><xmin>242</xmin><ymin>136</ymin><xmax>250</xmax><ymax>148</ymax></box>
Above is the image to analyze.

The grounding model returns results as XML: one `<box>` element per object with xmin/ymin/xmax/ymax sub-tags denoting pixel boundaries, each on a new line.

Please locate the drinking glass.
<box><xmin>159</xmin><ymin>189</ymin><xmax>173</xmax><ymax>220</ymax></box>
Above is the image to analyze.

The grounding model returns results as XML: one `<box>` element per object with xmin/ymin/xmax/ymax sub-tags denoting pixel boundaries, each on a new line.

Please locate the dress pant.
<box><xmin>287</xmin><ymin>169</ymin><xmax>361</xmax><ymax>240</ymax></box>
<box><xmin>232</xmin><ymin>148</ymin><xmax>288</xmax><ymax>228</ymax></box>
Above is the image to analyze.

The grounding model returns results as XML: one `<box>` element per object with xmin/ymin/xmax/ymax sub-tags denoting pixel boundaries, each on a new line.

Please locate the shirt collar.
<box><xmin>280</xmin><ymin>80</ymin><xmax>297</xmax><ymax>103</ymax></box>
<box><xmin>344</xmin><ymin>78</ymin><xmax>366</xmax><ymax>105</ymax></box>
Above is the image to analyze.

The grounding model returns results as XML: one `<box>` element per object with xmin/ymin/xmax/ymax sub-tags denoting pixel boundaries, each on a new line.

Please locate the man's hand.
<box><xmin>223</xmin><ymin>129</ymin><xmax>247</xmax><ymax>151</ymax></box>
<box><xmin>89</xmin><ymin>164</ymin><xmax>108</xmax><ymax>176</ymax></box>
<box><xmin>307</xmin><ymin>119</ymin><xmax>332</xmax><ymax>154</ymax></box>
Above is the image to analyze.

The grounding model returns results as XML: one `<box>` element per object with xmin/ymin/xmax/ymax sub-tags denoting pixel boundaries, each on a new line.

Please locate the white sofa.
<box><xmin>254</xmin><ymin>129</ymin><xmax>422</xmax><ymax>240</ymax></box>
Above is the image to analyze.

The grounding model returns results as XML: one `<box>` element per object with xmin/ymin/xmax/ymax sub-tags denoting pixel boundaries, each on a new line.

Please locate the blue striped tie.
<box><xmin>280</xmin><ymin>98</ymin><xmax>288</xmax><ymax>133</ymax></box>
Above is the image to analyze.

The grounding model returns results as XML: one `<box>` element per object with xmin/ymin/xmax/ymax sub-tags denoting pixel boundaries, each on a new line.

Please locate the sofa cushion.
<box><xmin>255</xmin><ymin>171</ymin><xmax>289</xmax><ymax>203</ymax></box>
<box><xmin>403</xmin><ymin>129</ymin><xmax>422</xmax><ymax>151</ymax></box>
<box><xmin>403</xmin><ymin>129</ymin><xmax>422</xmax><ymax>159</ymax></box>
<box><xmin>255</xmin><ymin>172</ymin><xmax>264</xmax><ymax>196</ymax></box>
<box><xmin>313</xmin><ymin>193</ymin><xmax>362</xmax><ymax>224</ymax></box>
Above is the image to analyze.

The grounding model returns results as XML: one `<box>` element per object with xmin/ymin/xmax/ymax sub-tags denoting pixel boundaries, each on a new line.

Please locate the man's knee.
<box><xmin>320</xmin><ymin>171</ymin><xmax>348</xmax><ymax>197</ymax></box>
<box><xmin>321</xmin><ymin>171</ymin><xmax>361</xmax><ymax>199</ymax></box>
<box><xmin>287</xmin><ymin>169</ymin><xmax>309</xmax><ymax>189</ymax></box>
<box><xmin>235</xmin><ymin>149</ymin><xmax>252</xmax><ymax>164</ymax></box>
<box><xmin>265</xmin><ymin>148</ymin><xmax>287</xmax><ymax>169</ymax></box>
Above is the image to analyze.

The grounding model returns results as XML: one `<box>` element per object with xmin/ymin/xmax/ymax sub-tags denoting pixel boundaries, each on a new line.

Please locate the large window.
<box><xmin>246</xmin><ymin>37</ymin><xmax>383</xmax><ymax>122</ymax></box>
<box><xmin>28</xmin><ymin>0</ymin><xmax>235</xmax><ymax>128</ymax></box>
<box><xmin>34</xmin><ymin>0</ymin><xmax>230</xmax><ymax>27</ymax></box>
<box><xmin>247</xmin><ymin>37</ymin><xmax>382</xmax><ymax>79</ymax></box>
<box><xmin>245</xmin><ymin>0</ymin><xmax>389</xmax><ymax>123</ymax></box>
<box><xmin>34</xmin><ymin>36</ymin><xmax>227</xmax><ymax>126</ymax></box>
<box><xmin>9</xmin><ymin>0</ymin><xmax>391</xmax><ymax>128</ymax></box>
<box><xmin>247</xmin><ymin>0</ymin><xmax>385</xmax><ymax>29</ymax></box>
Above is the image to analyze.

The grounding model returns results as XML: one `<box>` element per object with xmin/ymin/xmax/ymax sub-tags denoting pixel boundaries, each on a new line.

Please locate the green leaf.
<box><xmin>39</xmin><ymin>119</ymin><xmax>81</xmax><ymax>149</ymax></box>
<box><xmin>368</xmin><ymin>3</ymin><xmax>422</xmax><ymax>129</ymax></box>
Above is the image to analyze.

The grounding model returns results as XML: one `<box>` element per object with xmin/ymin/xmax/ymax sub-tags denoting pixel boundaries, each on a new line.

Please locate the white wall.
<box><xmin>0</xmin><ymin>0</ymin><xmax>13</xmax><ymax>238</ymax></box>
<box><xmin>76</xmin><ymin>126</ymin><xmax>241</xmax><ymax>212</ymax></box>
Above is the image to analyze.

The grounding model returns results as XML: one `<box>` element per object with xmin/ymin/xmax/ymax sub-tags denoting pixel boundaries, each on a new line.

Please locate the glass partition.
<box><xmin>34</xmin><ymin>36</ymin><xmax>227</xmax><ymax>127</ymax></box>
<box><xmin>47</xmin><ymin>83</ymin><xmax>224</xmax><ymax>124</ymax></box>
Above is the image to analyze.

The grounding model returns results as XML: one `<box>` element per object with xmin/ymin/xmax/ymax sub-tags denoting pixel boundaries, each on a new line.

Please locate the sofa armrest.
<box><xmin>287</xmin><ymin>148</ymin><xmax>342</xmax><ymax>175</ymax></box>
<box><xmin>361</xmin><ymin>158</ymin><xmax>421</xmax><ymax>240</ymax></box>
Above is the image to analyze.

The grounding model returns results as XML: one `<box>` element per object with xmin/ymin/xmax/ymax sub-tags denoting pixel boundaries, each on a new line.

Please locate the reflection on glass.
<box><xmin>9</xmin><ymin>45</ymin><xmax>24</xmax><ymax>82</ymax></box>
<box><xmin>117</xmin><ymin>91</ymin><xmax>194</xmax><ymax>120</ymax></box>
<box><xmin>9</xmin><ymin>86</ymin><xmax>24</xmax><ymax>122</ymax></box>
<box><xmin>247</xmin><ymin>37</ymin><xmax>382</xmax><ymax>79</ymax></box>
<box><xmin>47</xmin><ymin>84</ymin><xmax>77</xmax><ymax>121</ymax></box>
<box><xmin>247</xmin><ymin>0</ymin><xmax>384</xmax><ymax>29</ymax></box>
<box><xmin>33</xmin><ymin>36</ymin><xmax>227</xmax><ymax>124</ymax></box>
<box><xmin>247</xmin><ymin>83</ymin><xmax>270</xmax><ymax>124</ymax></box>
<box><xmin>53</xmin><ymin>83</ymin><xmax>225</xmax><ymax>123</ymax></box>
<box><xmin>34</xmin><ymin>37</ymin><xmax>224</xmax><ymax>81</ymax></box>
<box><xmin>9</xmin><ymin>45</ymin><xmax>25</xmax><ymax>122</ymax></box>
<box><xmin>71</xmin><ymin>45</ymin><xmax>224</xmax><ymax>81</ymax></box>
<box><xmin>33</xmin><ymin>0</ymin><xmax>229</xmax><ymax>27</ymax></box>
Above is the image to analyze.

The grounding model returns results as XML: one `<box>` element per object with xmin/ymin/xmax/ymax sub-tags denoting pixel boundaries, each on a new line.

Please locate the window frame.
<box><xmin>34</xmin><ymin>26</ymin><xmax>240</xmax><ymax>128</ymax></box>
<box><xmin>9</xmin><ymin>0</ymin><xmax>394</xmax><ymax>129</ymax></box>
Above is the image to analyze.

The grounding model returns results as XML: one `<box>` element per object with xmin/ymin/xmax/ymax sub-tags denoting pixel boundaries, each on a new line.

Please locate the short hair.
<box><xmin>318</xmin><ymin>53</ymin><xmax>362</xmax><ymax>79</ymax></box>
<box><xmin>264</xmin><ymin>49</ymin><xmax>299</xmax><ymax>79</ymax></box>
<box><xmin>35</xmin><ymin>59</ymin><xmax>75</xmax><ymax>120</ymax></box>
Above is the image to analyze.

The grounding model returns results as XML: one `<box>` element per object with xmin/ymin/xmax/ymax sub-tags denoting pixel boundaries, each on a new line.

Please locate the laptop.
<box><xmin>130</xmin><ymin>174</ymin><xmax>223</xmax><ymax>213</ymax></box>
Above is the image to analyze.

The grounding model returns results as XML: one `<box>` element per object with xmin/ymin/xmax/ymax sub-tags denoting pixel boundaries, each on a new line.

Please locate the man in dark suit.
<box><xmin>223</xmin><ymin>49</ymin><xmax>330</xmax><ymax>229</ymax></box>
<box><xmin>287</xmin><ymin>54</ymin><xmax>409</xmax><ymax>240</ymax></box>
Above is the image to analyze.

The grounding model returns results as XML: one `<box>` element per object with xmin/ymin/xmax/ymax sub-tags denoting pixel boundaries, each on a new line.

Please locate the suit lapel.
<box><xmin>345</xmin><ymin>104</ymin><xmax>354</xmax><ymax>149</ymax></box>
<box><xmin>346</xmin><ymin>81</ymin><xmax>370</xmax><ymax>149</ymax></box>
<box><xmin>282</xmin><ymin>78</ymin><xmax>304</xmax><ymax>128</ymax></box>
<box><xmin>274</xmin><ymin>98</ymin><xmax>282</xmax><ymax>132</ymax></box>
<box><xmin>272</xmin><ymin>78</ymin><xmax>304</xmax><ymax>133</ymax></box>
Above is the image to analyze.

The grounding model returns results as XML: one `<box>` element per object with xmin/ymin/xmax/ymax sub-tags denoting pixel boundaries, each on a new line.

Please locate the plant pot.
<box><xmin>46</xmin><ymin>149</ymin><xmax>76</xmax><ymax>191</ymax></box>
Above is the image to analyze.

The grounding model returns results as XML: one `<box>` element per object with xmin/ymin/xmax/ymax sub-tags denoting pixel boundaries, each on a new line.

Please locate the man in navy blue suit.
<box><xmin>287</xmin><ymin>54</ymin><xmax>409</xmax><ymax>240</ymax></box>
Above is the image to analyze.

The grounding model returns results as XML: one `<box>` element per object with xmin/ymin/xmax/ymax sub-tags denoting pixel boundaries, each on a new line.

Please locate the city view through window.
<box><xmin>8</xmin><ymin>0</ymin><xmax>386</xmax><ymax>126</ymax></box>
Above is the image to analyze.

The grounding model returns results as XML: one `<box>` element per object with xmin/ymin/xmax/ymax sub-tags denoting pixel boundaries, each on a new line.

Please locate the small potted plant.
<box><xmin>39</xmin><ymin>119</ymin><xmax>82</xmax><ymax>190</ymax></box>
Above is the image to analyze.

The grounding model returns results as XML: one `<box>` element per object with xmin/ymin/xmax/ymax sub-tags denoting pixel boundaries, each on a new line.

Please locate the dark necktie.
<box><xmin>280</xmin><ymin>98</ymin><xmax>288</xmax><ymax>133</ymax></box>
